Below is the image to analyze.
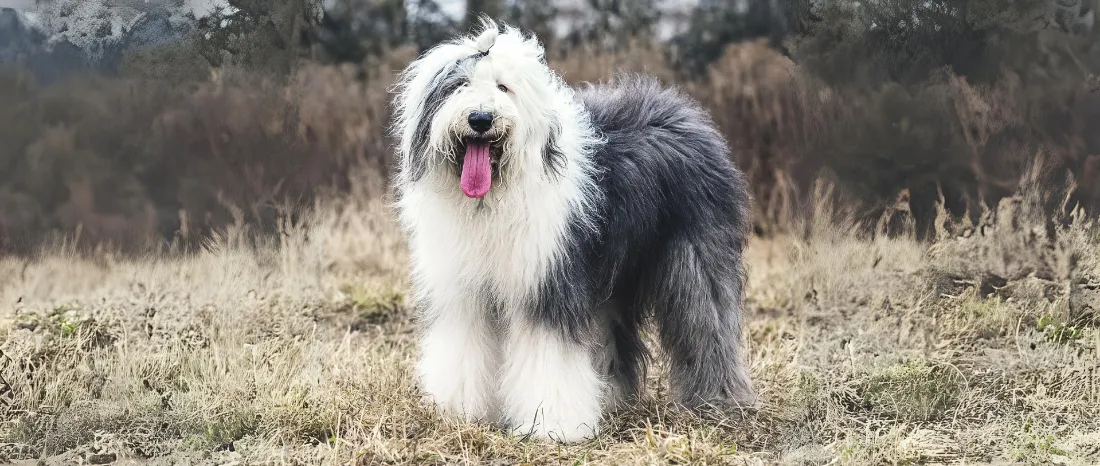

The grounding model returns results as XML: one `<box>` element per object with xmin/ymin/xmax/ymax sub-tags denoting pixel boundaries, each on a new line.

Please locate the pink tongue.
<box><xmin>461</xmin><ymin>141</ymin><xmax>492</xmax><ymax>198</ymax></box>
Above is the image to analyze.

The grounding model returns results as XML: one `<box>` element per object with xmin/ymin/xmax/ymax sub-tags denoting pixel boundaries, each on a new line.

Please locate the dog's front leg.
<box><xmin>416</xmin><ymin>292</ymin><xmax>500</xmax><ymax>423</ymax></box>
<box><xmin>499</xmin><ymin>316</ymin><xmax>605</xmax><ymax>443</ymax></box>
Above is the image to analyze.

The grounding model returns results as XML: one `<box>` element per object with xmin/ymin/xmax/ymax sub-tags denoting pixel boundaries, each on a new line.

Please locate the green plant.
<box><xmin>860</xmin><ymin>359</ymin><xmax>965</xmax><ymax>421</ymax></box>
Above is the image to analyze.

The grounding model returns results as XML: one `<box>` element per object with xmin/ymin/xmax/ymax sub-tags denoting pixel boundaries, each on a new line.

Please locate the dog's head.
<box><xmin>391</xmin><ymin>18</ymin><xmax>573</xmax><ymax>199</ymax></box>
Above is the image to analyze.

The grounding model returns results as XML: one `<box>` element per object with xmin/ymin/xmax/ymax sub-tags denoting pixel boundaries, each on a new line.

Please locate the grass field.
<box><xmin>2</xmin><ymin>182</ymin><xmax>1100</xmax><ymax>465</ymax></box>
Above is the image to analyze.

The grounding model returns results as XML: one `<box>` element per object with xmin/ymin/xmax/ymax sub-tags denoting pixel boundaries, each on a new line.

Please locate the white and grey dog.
<box><xmin>390</xmin><ymin>18</ymin><xmax>756</xmax><ymax>442</ymax></box>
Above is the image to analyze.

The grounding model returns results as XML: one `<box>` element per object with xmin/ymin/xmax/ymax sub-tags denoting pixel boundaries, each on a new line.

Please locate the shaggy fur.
<box><xmin>390</xmin><ymin>18</ymin><xmax>756</xmax><ymax>443</ymax></box>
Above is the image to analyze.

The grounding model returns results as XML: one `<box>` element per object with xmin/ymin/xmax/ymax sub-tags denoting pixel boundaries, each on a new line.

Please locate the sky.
<box><xmin>7</xmin><ymin>0</ymin><xmax>707</xmax><ymax>46</ymax></box>
<box><xmin>431</xmin><ymin>0</ymin><xmax>702</xmax><ymax>39</ymax></box>
<box><xmin>0</xmin><ymin>0</ymin><xmax>33</xmax><ymax>8</ymax></box>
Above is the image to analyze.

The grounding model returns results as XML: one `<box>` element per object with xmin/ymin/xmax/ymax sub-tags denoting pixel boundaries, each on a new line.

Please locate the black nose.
<box><xmin>468</xmin><ymin>111</ymin><xmax>493</xmax><ymax>133</ymax></box>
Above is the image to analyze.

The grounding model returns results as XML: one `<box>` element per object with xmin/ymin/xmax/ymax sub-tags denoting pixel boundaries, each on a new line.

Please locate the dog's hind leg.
<box><xmin>650</xmin><ymin>234</ymin><xmax>757</xmax><ymax>412</ymax></box>
<box><xmin>594</xmin><ymin>304</ymin><xmax>647</xmax><ymax>410</ymax></box>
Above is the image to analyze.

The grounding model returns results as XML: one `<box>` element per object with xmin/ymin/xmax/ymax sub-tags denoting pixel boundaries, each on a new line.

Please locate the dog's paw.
<box><xmin>418</xmin><ymin>368</ymin><xmax>496</xmax><ymax>422</ymax></box>
<box><xmin>680</xmin><ymin>388</ymin><xmax>761</xmax><ymax>422</ymax></box>
<box><xmin>421</xmin><ymin>387</ymin><xmax>496</xmax><ymax>423</ymax></box>
<box><xmin>416</xmin><ymin>343</ymin><xmax>498</xmax><ymax>423</ymax></box>
<box><xmin>509</xmin><ymin>415</ymin><xmax>600</xmax><ymax>443</ymax></box>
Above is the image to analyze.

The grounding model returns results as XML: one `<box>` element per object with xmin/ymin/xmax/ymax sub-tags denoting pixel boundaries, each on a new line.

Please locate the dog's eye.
<box><xmin>497</xmin><ymin>84</ymin><xmax>509</xmax><ymax>93</ymax></box>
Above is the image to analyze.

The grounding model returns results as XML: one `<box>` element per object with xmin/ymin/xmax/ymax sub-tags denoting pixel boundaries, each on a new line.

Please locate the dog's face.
<box><xmin>392</xmin><ymin>19</ymin><xmax>567</xmax><ymax>199</ymax></box>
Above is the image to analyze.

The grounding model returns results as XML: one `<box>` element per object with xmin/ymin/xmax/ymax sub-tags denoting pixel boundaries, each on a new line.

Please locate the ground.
<box><xmin>2</xmin><ymin>188</ymin><xmax>1099</xmax><ymax>465</ymax></box>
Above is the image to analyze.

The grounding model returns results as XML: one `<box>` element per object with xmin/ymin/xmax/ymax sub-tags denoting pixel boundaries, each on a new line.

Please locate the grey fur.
<box><xmin>532</xmin><ymin>74</ymin><xmax>757</xmax><ymax>411</ymax></box>
<box><xmin>543</xmin><ymin>115</ymin><xmax>566</xmax><ymax>177</ymax></box>
<box><xmin>408</xmin><ymin>59</ymin><xmax>472</xmax><ymax>181</ymax></box>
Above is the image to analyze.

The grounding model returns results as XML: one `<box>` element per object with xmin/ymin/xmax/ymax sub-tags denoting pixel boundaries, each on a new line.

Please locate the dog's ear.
<box><xmin>406</xmin><ymin>61</ymin><xmax>470</xmax><ymax>181</ymax></box>
<box><xmin>543</xmin><ymin>114</ymin><xmax>566</xmax><ymax>178</ymax></box>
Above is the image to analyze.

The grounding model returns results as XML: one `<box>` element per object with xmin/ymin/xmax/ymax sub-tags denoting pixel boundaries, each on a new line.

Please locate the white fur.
<box><xmin>415</xmin><ymin>291</ymin><xmax>499</xmax><ymax>422</ymax></box>
<box><xmin>391</xmin><ymin>19</ymin><xmax>607</xmax><ymax>442</ymax></box>
<box><xmin>500</xmin><ymin>319</ymin><xmax>605</xmax><ymax>442</ymax></box>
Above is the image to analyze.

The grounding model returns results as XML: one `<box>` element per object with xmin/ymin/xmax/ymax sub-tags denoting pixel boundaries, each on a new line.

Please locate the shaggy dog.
<box><xmin>390</xmin><ymin>19</ymin><xmax>756</xmax><ymax>442</ymax></box>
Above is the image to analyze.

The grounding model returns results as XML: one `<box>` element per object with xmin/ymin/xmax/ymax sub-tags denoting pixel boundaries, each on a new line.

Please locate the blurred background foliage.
<box><xmin>0</xmin><ymin>0</ymin><xmax>1098</xmax><ymax>253</ymax></box>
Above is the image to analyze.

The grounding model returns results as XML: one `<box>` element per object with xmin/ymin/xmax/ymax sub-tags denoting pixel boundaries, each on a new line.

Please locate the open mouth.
<box><xmin>456</xmin><ymin>137</ymin><xmax>502</xmax><ymax>198</ymax></box>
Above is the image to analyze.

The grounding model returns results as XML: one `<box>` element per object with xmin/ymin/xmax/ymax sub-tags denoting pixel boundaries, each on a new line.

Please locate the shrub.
<box><xmin>3</xmin><ymin>0</ymin><xmax>1100</xmax><ymax>252</ymax></box>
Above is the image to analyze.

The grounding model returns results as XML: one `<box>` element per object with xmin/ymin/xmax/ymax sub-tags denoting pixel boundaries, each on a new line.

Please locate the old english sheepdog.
<box><xmin>390</xmin><ymin>19</ymin><xmax>756</xmax><ymax>442</ymax></box>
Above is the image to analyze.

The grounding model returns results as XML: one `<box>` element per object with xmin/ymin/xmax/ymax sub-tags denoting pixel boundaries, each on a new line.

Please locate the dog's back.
<box><xmin>576</xmin><ymin>74</ymin><xmax>757</xmax><ymax>409</ymax></box>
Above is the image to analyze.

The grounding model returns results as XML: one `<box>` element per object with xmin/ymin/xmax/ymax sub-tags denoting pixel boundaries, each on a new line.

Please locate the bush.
<box><xmin>2</xmin><ymin>0</ymin><xmax>1099</xmax><ymax>252</ymax></box>
<box><xmin>0</xmin><ymin>44</ymin><xmax>413</xmax><ymax>254</ymax></box>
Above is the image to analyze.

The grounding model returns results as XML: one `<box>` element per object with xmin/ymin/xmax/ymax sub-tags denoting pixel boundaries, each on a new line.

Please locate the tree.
<box><xmin>406</xmin><ymin>0</ymin><xmax>461</xmax><ymax>52</ymax></box>
<box><xmin>670</xmin><ymin>0</ymin><xmax>810</xmax><ymax>75</ymax></box>
<box><xmin>313</xmin><ymin>0</ymin><xmax>408</xmax><ymax>63</ymax></box>
<box><xmin>501</xmin><ymin>0</ymin><xmax>558</xmax><ymax>50</ymax></box>
<box><xmin>190</xmin><ymin>0</ymin><xmax>322</xmax><ymax>75</ymax></box>
<box><xmin>466</xmin><ymin>0</ymin><xmax>503</xmax><ymax>29</ymax></box>
<box><xmin>560</xmin><ymin>0</ymin><xmax>659</xmax><ymax>50</ymax></box>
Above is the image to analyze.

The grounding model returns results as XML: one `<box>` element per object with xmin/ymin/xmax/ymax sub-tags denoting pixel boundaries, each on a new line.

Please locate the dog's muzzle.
<box><xmin>459</xmin><ymin>111</ymin><xmax>503</xmax><ymax>199</ymax></box>
<box><xmin>468</xmin><ymin>111</ymin><xmax>493</xmax><ymax>134</ymax></box>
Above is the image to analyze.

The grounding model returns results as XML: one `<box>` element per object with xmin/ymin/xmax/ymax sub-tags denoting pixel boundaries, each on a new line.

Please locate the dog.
<box><xmin>389</xmin><ymin>18</ymin><xmax>756</xmax><ymax>443</ymax></box>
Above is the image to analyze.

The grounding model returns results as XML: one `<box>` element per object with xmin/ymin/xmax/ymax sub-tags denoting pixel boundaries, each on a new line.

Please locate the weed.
<box><xmin>1037</xmin><ymin>314</ymin><xmax>1086</xmax><ymax>344</ymax></box>
<box><xmin>860</xmin><ymin>359</ymin><xmax>965</xmax><ymax>422</ymax></box>
<box><xmin>943</xmin><ymin>296</ymin><xmax>1018</xmax><ymax>340</ymax></box>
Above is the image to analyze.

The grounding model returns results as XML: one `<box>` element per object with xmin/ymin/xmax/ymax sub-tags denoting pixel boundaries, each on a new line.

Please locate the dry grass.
<box><xmin>2</xmin><ymin>176</ymin><xmax>1098</xmax><ymax>466</ymax></box>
